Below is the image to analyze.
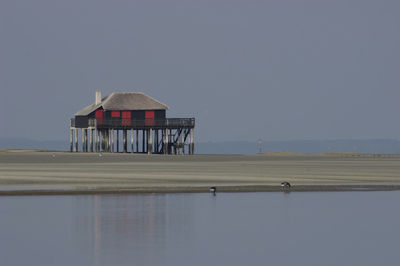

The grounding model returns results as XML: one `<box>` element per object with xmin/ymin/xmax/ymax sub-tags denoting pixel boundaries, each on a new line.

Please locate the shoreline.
<box><xmin>1</xmin><ymin>150</ymin><xmax>400</xmax><ymax>196</ymax></box>
<box><xmin>1</xmin><ymin>184</ymin><xmax>400</xmax><ymax>196</ymax></box>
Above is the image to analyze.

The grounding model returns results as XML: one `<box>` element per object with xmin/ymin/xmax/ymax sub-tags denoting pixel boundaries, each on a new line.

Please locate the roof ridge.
<box><xmin>100</xmin><ymin>92</ymin><xmax>115</xmax><ymax>107</ymax></box>
<box><xmin>105</xmin><ymin>91</ymin><xmax>169</xmax><ymax>110</ymax></box>
<box><xmin>74</xmin><ymin>90</ymin><xmax>169</xmax><ymax>115</ymax></box>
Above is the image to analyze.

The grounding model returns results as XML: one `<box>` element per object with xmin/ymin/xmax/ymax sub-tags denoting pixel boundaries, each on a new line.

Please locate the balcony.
<box><xmin>71</xmin><ymin>118</ymin><xmax>195</xmax><ymax>129</ymax></box>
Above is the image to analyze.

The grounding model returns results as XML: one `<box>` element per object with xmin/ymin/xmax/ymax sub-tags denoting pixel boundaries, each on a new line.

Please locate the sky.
<box><xmin>1</xmin><ymin>0</ymin><xmax>399</xmax><ymax>142</ymax></box>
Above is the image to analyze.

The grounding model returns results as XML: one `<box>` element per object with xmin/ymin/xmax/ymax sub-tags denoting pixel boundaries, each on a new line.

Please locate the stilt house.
<box><xmin>70</xmin><ymin>91</ymin><xmax>195</xmax><ymax>154</ymax></box>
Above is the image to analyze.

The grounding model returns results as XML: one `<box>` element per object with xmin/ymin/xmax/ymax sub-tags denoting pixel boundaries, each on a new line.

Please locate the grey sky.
<box><xmin>1</xmin><ymin>0</ymin><xmax>399</xmax><ymax>142</ymax></box>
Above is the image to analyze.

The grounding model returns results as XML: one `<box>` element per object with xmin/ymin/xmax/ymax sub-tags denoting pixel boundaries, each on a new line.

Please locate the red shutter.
<box><xmin>145</xmin><ymin>111</ymin><xmax>155</xmax><ymax>119</ymax></box>
<box><xmin>121</xmin><ymin>111</ymin><xmax>131</xmax><ymax>126</ymax></box>
<box><xmin>145</xmin><ymin>110</ymin><xmax>155</xmax><ymax>126</ymax></box>
<box><xmin>95</xmin><ymin>109</ymin><xmax>103</xmax><ymax>125</ymax></box>
<box><xmin>111</xmin><ymin>111</ymin><xmax>120</xmax><ymax>118</ymax></box>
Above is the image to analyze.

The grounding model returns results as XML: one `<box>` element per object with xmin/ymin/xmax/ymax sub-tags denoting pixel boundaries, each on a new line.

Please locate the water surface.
<box><xmin>0</xmin><ymin>191</ymin><xmax>399</xmax><ymax>266</ymax></box>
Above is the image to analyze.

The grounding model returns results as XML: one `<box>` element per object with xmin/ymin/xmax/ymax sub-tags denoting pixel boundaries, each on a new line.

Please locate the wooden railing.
<box><xmin>71</xmin><ymin>118</ymin><xmax>195</xmax><ymax>128</ymax></box>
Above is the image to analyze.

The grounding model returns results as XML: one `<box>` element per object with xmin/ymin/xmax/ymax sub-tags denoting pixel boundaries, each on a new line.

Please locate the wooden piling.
<box><xmin>136</xmin><ymin>130</ymin><xmax>139</xmax><ymax>153</ymax></box>
<box><xmin>188</xmin><ymin>129</ymin><xmax>191</xmax><ymax>155</ymax></box>
<box><xmin>102</xmin><ymin>130</ymin><xmax>104</xmax><ymax>152</ymax></box>
<box><xmin>156</xmin><ymin>130</ymin><xmax>159</xmax><ymax>153</ymax></box>
<box><xmin>89</xmin><ymin>129</ymin><xmax>93</xmax><ymax>152</ymax></box>
<box><xmin>74</xmin><ymin>128</ymin><xmax>78</xmax><ymax>152</ymax></box>
<box><xmin>131</xmin><ymin>129</ymin><xmax>134</xmax><ymax>153</ymax></box>
<box><xmin>148</xmin><ymin>128</ymin><xmax>152</xmax><ymax>154</ymax></box>
<box><xmin>182</xmin><ymin>129</ymin><xmax>185</xmax><ymax>155</ymax></box>
<box><xmin>193</xmin><ymin>129</ymin><xmax>195</xmax><ymax>154</ymax></box>
<box><xmin>85</xmin><ymin>129</ymin><xmax>88</xmax><ymax>152</ymax></box>
<box><xmin>142</xmin><ymin>130</ymin><xmax>145</xmax><ymax>153</ymax></box>
<box><xmin>165</xmin><ymin>129</ymin><xmax>169</xmax><ymax>154</ymax></box>
<box><xmin>123</xmin><ymin>129</ymin><xmax>127</xmax><ymax>153</ymax></box>
<box><xmin>70</xmin><ymin>128</ymin><xmax>73</xmax><ymax>152</ymax></box>
<box><xmin>81</xmin><ymin>129</ymin><xmax>84</xmax><ymax>152</ymax></box>
<box><xmin>107</xmin><ymin>129</ymin><xmax>110</xmax><ymax>152</ymax></box>
<box><xmin>95</xmin><ymin>129</ymin><xmax>98</xmax><ymax>152</ymax></box>
<box><xmin>84</xmin><ymin>129</ymin><xmax>88</xmax><ymax>152</ymax></box>
<box><xmin>111</xmin><ymin>130</ymin><xmax>114</xmax><ymax>153</ymax></box>
<box><xmin>98</xmin><ymin>130</ymin><xmax>101</xmax><ymax>152</ymax></box>
<box><xmin>116</xmin><ymin>130</ymin><xmax>119</xmax><ymax>153</ymax></box>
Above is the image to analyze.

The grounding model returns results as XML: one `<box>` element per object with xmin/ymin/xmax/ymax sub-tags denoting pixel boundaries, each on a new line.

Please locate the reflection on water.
<box><xmin>73</xmin><ymin>194</ymin><xmax>195</xmax><ymax>266</ymax></box>
<box><xmin>0</xmin><ymin>191</ymin><xmax>400</xmax><ymax>266</ymax></box>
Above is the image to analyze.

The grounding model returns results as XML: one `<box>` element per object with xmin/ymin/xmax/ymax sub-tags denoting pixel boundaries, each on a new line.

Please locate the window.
<box><xmin>121</xmin><ymin>111</ymin><xmax>131</xmax><ymax>126</ymax></box>
<box><xmin>111</xmin><ymin>111</ymin><xmax>120</xmax><ymax>118</ymax></box>
<box><xmin>145</xmin><ymin>110</ymin><xmax>155</xmax><ymax>126</ymax></box>
<box><xmin>145</xmin><ymin>110</ymin><xmax>155</xmax><ymax>119</ymax></box>
<box><xmin>95</xmin><ymin>109</ymin><xmax>103</xmax><ymax>125</ymax></box>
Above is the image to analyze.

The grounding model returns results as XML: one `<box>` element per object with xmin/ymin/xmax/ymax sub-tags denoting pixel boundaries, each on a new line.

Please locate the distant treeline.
<box><xmin>1</xmin><ymin>138</ymin><xmax>400</xmax><ymax>154</ymax></box>
<box><xmin>196</xmin><ymin>139</ymin><xmax>400</xmax><ymax>154</ymax></box>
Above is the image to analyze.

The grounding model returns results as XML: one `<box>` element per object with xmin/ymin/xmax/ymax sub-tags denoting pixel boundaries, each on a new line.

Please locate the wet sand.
<box><xmin>1</xmin><ymin>150</ymin><xmax>400</xmax><ymax>195</ymax></box>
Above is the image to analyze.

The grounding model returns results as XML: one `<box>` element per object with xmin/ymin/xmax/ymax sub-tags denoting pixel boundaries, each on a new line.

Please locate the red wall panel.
<box><xmin>121</xmin><ymin>111</ymin><xmax>131</xmax><ymax>126</ymax></box>
<box><xmin>145</xmin><ymin>111</ymin><xmax>155</xmax><ymax>119</ymax></box>
<box><xmin>95</xmin><ymin>109</ymin><xmax>103</xmax><ymax>118</ymax></box>
<box><xmin>121</xmin><ymin>111</ymin><xmax>131</xmax><ymax>119</ymax></box>
<box><xmin>111</xmin><ymin>111</ymin><xmax>120</xmax><ymax>118</ymax></box>
<box><xmin>95</xmin><ymin>109</ymin><xmax>103</xmax><ymax>125</ymax></box>
<box><xmin>145</xmin><ymin>110</ymin><xmax>155</xmax><ymax>126</ymax></box>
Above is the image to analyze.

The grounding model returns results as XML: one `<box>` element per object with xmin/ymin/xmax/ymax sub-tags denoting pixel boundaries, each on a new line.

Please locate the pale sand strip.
<box><xmin>0</xmin><ymin>150</ymin><xmax>400</xmax><ymax>195</ymax></box>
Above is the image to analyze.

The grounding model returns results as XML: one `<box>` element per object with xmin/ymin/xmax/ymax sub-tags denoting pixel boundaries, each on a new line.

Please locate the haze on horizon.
<box><xmin>1</xmin><ymin>0</ymin><xmax>399</xmax><ymax>142</ymax></box>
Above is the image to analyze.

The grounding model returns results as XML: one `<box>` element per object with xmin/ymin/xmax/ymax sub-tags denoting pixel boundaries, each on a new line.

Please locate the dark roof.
<box><xmin>75</xmin><ymin>92</ymin><xmax>169</xmax><ymax>116</ymax></box>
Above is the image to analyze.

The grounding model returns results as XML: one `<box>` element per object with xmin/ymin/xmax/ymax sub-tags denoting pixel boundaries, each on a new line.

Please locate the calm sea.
<box><xmin>0</xmin><ymin>191</ymin><xmax>399</xmax><ymax>266</ymax></box>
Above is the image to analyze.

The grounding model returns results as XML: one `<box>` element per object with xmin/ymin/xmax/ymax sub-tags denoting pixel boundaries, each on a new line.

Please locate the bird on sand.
<box><xmin>281</xmin><ymin>182</ymin><xmax>291</xmax><ymax>189</ymax></box>
<box><xmin>210</xmin><ymin>186</ymin><xmax>216</xmax><ymax>195</ymax></box>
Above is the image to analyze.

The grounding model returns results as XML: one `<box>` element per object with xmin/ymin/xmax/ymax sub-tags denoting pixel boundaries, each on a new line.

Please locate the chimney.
<box><xmin>95</xmin><ymin>90</ymin><xmax>102</xmax><ymax>105</ymax></box>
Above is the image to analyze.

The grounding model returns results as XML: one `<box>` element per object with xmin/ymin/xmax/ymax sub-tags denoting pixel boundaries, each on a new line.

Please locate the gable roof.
<box><xmin>74</xmin><ymin>92</ymin><xmax>169</xmax><ymax>116</ymax></box>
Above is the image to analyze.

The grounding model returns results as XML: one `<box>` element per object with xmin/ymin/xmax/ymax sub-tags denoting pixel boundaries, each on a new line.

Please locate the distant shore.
<box><xmin>1</xmin><ymin>149</ymin><xmax>400</xmax><ymax>196</ymax></box>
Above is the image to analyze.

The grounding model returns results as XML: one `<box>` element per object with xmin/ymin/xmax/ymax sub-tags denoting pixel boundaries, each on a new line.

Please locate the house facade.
<box><xmin>70</xmin><ymin>91</ymin><xmax>195</xmax><ymax>154</ymax></box>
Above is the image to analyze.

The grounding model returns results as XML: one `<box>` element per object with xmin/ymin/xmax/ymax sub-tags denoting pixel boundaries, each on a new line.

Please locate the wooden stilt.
<box><xmin>81</xmin><ymin>129</ymin><xmax>84</xmax><ymax>152</ymax></box>
<box><xmin>136</xmin><ymin>130</ymin><xmax>139</xmax><ymax>153</ymax></box>
<box><xmin>74</xmin><ymin>128</ymin><xmax>78</xmax><ymax>152</ymax></box>
<box><xmin>188</xmin><ymin>129</ymin><xmax>191</xmax><ymax>155</ymax></box>
<box><xmin>95</xmin><ymin>129</ymin><xmax>98</xmax><ymax>152</ymax></box>
<box><xmin>117</xmin><ymin>130</ymin><xmax>119</xmax><ymax>153</ymax></box>
<box><xmin>89</xmin><ymin>129</ymin><xmax>92</xmax><ymax>152</ymax></box>
<box><xmin>165</xmin><ymin>129</ymin><xmax>169</xmax><ymax>154</ymax></box>
<box><xmin>85</xmin><ymin>129</ymin><xmax>88</xmax><ymax>152</ymax></box>
<box><xmin>142</xmin><ymin>130</ymin><xmax>145</xmax><ymax>153</ymax></box>
<box><xmin>86</xmin><ymin>129</ymin><xmax>89</xmax><ymax>152</ymax></box>
<box><xmin>148</xmin><ymin>128</ymin><xmax>152</xmax><ymax>154</ymax></box>
<box><xmin>155</xmin><ymin>130</ymin><xmax>158</xmax><ymax>153</ymax></box>
<box><xmin>111</xmin><ymin>130</ymin><xmax>114</xmax><ymax>153</ymax></box>
<box><xmin>99</xmin><ymin>130</ymin><xmax>101</xmax><ymax>152</ymax></box>
<box><xmin>97</xmin><ymin>130</ymin><xmax>100</xmax><ymax>152</ymax></box>
<box><xmin>104</xmin><ymin>130</ymin><xmax>106</xmax><ymax>152</ymax></box>
<box><xmin>192</xmin><ymin>128</ymin><xmax>194</xmax><ymax>155</ymax></box>
<box><xmin>101</xmin><ymin>130</ymin><xmax>103</xmax><ymax>152</ymax></box>
<box><xmin>83</xmin><ymin>129</ymin><xmax>85</xmax><ymax>152</ymax></box>
<box><xmin>107</xmin><ymin>129</ymin><xmax>110</xmax><ymax>152</ymax></box>
<box><xmin>181</xmin><ymin>129</ymin><xmax>185</xmax><ymax>155</ymax></box>
<box><xmin>123</xmin><ymin>129</ymin><xmax>127</xmax><ymax>153</ymax></box>
<box><xmin>93</xmin><ymin>129</ymin><xmax>96</xmax><ymax>152</ymax></box>
<box><xmin>104</xmin><ymin>130</ymin><xmax>107</xmax><ymax>152</ymax></box>
<box><xmin>131</xmin><ymin>129</ymin><xmax>134</xmax><ymax>153</ymax></box>
<box><xmin>70</xmin><ymin>128</ymin><xmax>73</xmax><ymax>152</ymax></box>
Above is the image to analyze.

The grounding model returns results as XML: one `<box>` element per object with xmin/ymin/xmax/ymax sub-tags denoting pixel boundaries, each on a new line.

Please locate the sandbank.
<box><xmin>1</xmin><ymin>150</ymin><xmax>400</xmax><ymax>195</ymax></box>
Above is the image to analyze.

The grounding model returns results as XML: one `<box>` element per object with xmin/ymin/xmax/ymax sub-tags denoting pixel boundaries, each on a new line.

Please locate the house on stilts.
<box><xmin>70</xmin><ymin>91</ymin><xmax>195</xmax><ymax>154</ymax></box>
